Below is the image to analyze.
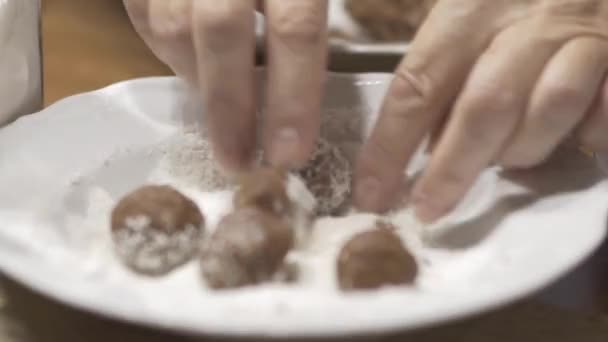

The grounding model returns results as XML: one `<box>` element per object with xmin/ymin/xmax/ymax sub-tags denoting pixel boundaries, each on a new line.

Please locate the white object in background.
<box><xmin>0</xmin><ymin>0</ymin><xmax>42</xmax><ymax>127</ymax></box>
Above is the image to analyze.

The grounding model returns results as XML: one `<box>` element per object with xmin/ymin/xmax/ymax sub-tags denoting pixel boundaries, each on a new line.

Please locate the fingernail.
<box><xmin>269</xmin><ymin>128</ymin><xmax>300</xmax><ymax>168</ymax></box>
<box><xmin>411</xmin><ymin>191</ymin><xmax>444</xmax><ymax>223</ymax></box>
<box><xmin>354</xmin><ymin>177</ymin><xmax>384</xmax><ymax>212</ymax></box>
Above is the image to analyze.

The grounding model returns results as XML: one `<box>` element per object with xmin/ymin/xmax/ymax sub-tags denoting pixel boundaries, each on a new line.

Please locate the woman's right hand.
<box><xmin>124</xmin><ymin>0</ymin><xmax>328</xmax><ymax>174</ymax></box>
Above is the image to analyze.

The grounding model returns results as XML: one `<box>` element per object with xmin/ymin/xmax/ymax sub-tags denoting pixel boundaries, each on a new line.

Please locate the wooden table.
<box><xmin>1</xmin><ymin>0</ymin><xmax>606</xmax><ymax>340</ymax></box>
<box><xmin>41</xmin><ymin>0</ymin><xmax>171</xmax><ymax>105</ymax></box>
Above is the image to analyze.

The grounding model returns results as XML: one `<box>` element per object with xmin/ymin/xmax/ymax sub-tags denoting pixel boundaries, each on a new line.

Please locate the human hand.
<box><xmin>354</xmin><ymin>0</ymin><xmax>608</xmax><ymax>222</ymax></box>
<box><xmin>124</xmin><ymin>0</ymin><xmax>328</xmax><ymax>172</ymax></box>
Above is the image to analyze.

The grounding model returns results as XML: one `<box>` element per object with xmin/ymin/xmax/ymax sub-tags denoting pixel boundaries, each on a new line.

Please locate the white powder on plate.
<box><xmin>285</xmin><ymin>174</ymin><xmax>317</xmax><ymax>247</ymax></box>
<box><xmin>113</xmin><ymin>214</ymin><xmax>201</xmax><ymax>276</ymax></box>
<box><xmin>148</xmin><ymin>129</ymin><xmax>234</xmax><ymax>191</ymax></box>
<box><xmin>61</xmin><ymin>107</ymin><xmax>493</xmax><ymax>312</ymax></box>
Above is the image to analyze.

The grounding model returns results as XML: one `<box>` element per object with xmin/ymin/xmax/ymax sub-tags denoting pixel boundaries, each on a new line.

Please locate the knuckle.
<box><xmin>382</xmin><ymin>68</ymin><xmax>437</xmax><ymax>125</ymax></box>
<box><xmin>364</xmin><ymin>134</ymin><xmax>406</xmax><ymax>173</ymax></box>
<box><xmin>391</xmin><ymin>68</ymin><xmax>435</xmax><ymax>105</ymax></box>
<box><xmin>539</xmin><ymin>80</ymin><xmax>588</xmax><ymax>131</ymax></box>
<box><xmin>544</xmin><ymin>82</ymin><xmax>583</xmax><ymax>107</ymax></box>
<box><xmin>195</xmin><ymin>3</ymin><xmax>248</xmax><ymax>38</ymax></box>
<box><xmin>471</xmin><ymin>82</ymin><xmax>519</xmax><ymax>113</ymax></box>
<box><xmin>457</xmin><ymin>85</ymin><xmax>521</xmax><ymax>145</ymax></box>
<box><xmin>458</xmin><ymin>115</ymin><xmax>504</xmax><ymax>147</ymax></box>
<box><xmin>270</xmin><ymin>6</ymin><xmax>325</xmax><ymax>45</ymax></box>
<box><xmin>458</xmin><ymin>103</ymin><xmax>511</xmax><ymax>144</ymax></box>
<box><xmin>149</xmin><ymin>0</ymin><xmax>193</xmax><ymax>39</ymax></box>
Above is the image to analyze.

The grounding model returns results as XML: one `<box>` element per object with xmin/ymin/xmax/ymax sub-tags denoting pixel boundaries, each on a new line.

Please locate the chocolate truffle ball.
<box><xmin>297</xmin><ymin>138</ymin><xmax>352</xmax><ymax>216</ymax></box>
<box><xmin>200</xmin><ymin>207</ymin><xmax>294</xmax><ymax>289</ymax></box>
<box><xmin>111</xmin><ymin>185</ymin><xmax>204</xmax><ymax>276</ymax></box>
<box><xmin>337</xmin><ymin>223</ymin><xmax>418</xmax><ymax>291</ymax></box>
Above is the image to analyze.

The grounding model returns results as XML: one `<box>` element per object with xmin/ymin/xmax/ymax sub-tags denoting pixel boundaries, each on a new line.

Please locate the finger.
<box><xmin>578</xmin><ymin>77</ymin><xmax>608</xmax><ymax>152</ymax></box>
<box><xmin>125</xmin><ymin>0</ymin><xmax>197</xmax><ymax>84</ymax></box>
<box><xmin>263</xmin><ymin>0</ymin><xmax>328</xmax><ymax>168</ymax></box>
<box><xmin>427</xmin><ymin>110</ymin><xmax>450</xmax><ymax>154</ymax></box>
<box><xmin>500</xmin><ymin>38</ymin><xmax>608</xmax><ymax>167</ymax></box>
<box><xmin>353</xmin><ymin>3</ymin><xmax>502</xmax><ymax>213</ymax></box>
<box><xmin>412</xmin><ymin>29</ymin><xmax>562</xmax><ymax>223</ymax></box>
<box><xmin>192</xmin><ymin>1</ymin><xmax>257</xmax><ymax>172</ymax></box>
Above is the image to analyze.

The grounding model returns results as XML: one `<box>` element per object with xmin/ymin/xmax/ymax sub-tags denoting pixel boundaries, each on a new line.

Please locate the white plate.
<box><xmin>0</xmin><ymin>73</ymin><xmax>607</xmax><ymax>339</ymax></box>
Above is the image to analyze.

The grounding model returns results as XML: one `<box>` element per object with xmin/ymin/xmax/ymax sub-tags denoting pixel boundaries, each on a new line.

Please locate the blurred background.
<box><xmin>43</xmin><ymin>0</ymin><xmax>171</xmax><ymax>105</ymax></box>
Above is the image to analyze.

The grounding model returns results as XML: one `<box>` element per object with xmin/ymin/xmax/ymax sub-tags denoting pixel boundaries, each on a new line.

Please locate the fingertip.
<box><xmin>210</xmin><ymin>130</ymin><xmax>257</xmax><ymax>175</ymax></box>
<box><xmin>264</xmin><ymin>125</ymin><xmax>318</xmax><ymax>169</ymax></box>
<box><xmin>352</xmin><ymin>152</ymin><xmax>403</xmax><ymax>214</ymax></box>
<box><xmin>410</xmin><ymin>192</ymin><xmax>445</xmax><ymax>224</ymax></box>
<box><xmin>352</xmin><ymin>176</ymin><xmax>385</xmax><ymax>213</ymax></box>
<box><xmin>265</xmin><ymin>127</ymin><xmax>302</xmax><ymax>168</ymax></box>
<box><xmin>410</xmin><ymin>178</ymin><xmax>454</xmax><ymax>223</ymax></box>
<box><xmin>498</xmin><ymin>151</ymin><xmax>547</xmax><ymax>171</ymax></box>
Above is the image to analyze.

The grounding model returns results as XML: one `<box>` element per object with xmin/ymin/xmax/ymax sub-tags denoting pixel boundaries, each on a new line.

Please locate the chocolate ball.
<box><xmin>200</xmin><ymin>207</ymin><xmax>294</xmax><ymax>289</ymax></box>
<box><xmin>297</xmin><ymin>138</ymin><xmax>351</xmax><ymax>216</ymax></box>
<box><xmin>111</xmin><ymin>185</ymin><xmax>204</xmax><ymax>276</ymax></box>
<box><xmin>337</xmin><ymin>223</ymin><xmax>418</xmax><ymax>291</ymax></box>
